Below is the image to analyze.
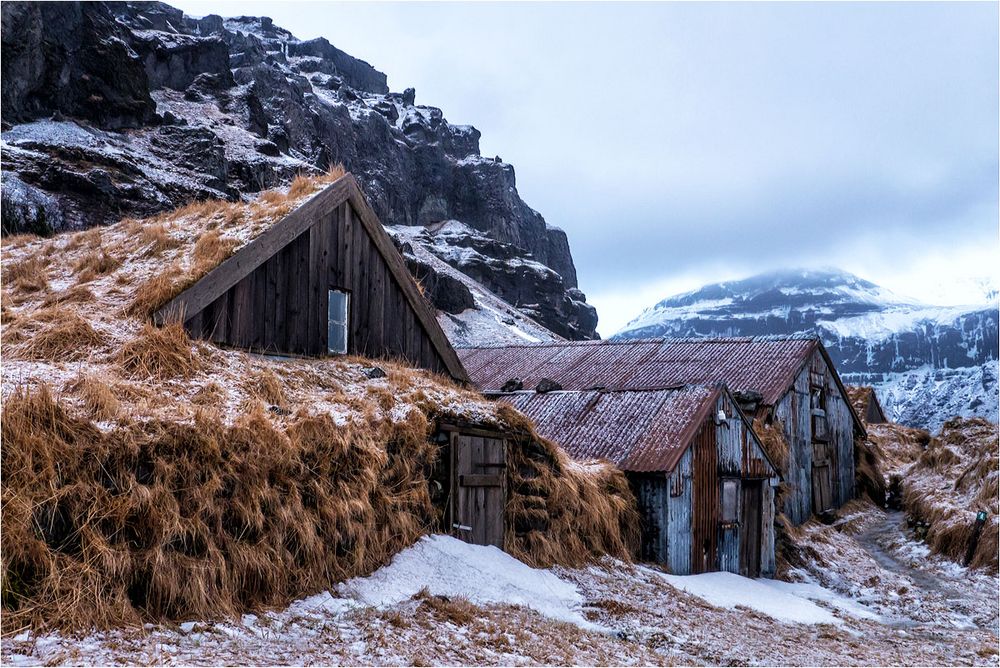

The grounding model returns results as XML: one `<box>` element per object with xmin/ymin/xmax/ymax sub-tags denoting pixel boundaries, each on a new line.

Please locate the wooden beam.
<box><xmin>459</xmin><ymin>474</ymin><xmax>504</xmax><ymax>488</ymax></box>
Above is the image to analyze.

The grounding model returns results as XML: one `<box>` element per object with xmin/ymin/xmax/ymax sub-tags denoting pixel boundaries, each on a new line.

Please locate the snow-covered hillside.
<box><xmin>616</xmin><ymin>268</ymin><xmax>999</xmax><ymax>431</ymax></box>
<box><xmin>388</xmin><ymin>223</ymin><xmax>564</xmax><ymax>347</ymax></box>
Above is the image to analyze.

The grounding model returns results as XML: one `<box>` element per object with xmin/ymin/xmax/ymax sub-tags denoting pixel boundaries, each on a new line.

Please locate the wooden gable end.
<box><xmin>155</xmin><ymin>175</ymin><xmax>470</xmax><ymax>382</ymax></box>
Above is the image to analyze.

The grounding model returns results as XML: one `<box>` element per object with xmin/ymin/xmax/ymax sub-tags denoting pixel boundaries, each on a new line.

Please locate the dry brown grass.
<box><xmin>854</xmin><ymin>435</ymin><xmax>886</xmax><ymax>507</ymax></box>
<box><xmin>243</xmin><ymin>368</ymin><xmax>286</xmax><ymax>407</ymax></box>
<box><xmin>497</xmin><ymin>404</ymin><xmax>640</xmax><ymax>568</ymax></box>
<box><xmin>900</xmin><ymin>417</ymin><xmax>999</xmax><ymax>571</ymax></box>
<box><xmin>40</xmin><ymin>285</ymin><xmax>94</xmax><ymax>309</ymax></box>
<box><xmin>140</xmin><ymin>223</ymin><xmax>181</xmax><ymax>256</ymax></box>
<box><xmin>117</xmin><ymin>323</ymin><xmax>201</xmax><ymax>380</ymax></box>
<box><xmin>126</xmin><ymin>268</ymin><xmax>183</xmax><ymax>319</ymax></box>
<box><xmin>754</xmin><ymin>417</ymin><xmax>790</xmax><ymax>473</ymax></box>
<box><xmin>2</xmin><ymin>254</ymin><xmax>48</xmax><ymax>293</ymax></box>
<box><xmin>192</xmin><ymin>230</ymin><xmax>238</xmax><ymax>276</ymax></box>
<box><xmin>414</xmin><ymin>589</ymin><xmax>478</xmax><ymax>625</ymax></box>
<box><xmin>72</xmin><ymin>248</ymin><xmax>121</xmax><ymax>280</ymax></box>
<box><xmin>66</xmin><ymin>227</ymin><xmax>103</xmax><ymax>250</ymax></box>
<box><xmin>0</xmin><ymin>385</ymin><xmax>446</xmax><ymax>633</ymax></box>
<box><xmin>7</xmin><ymin>311</ymin><xmax>106</xmax><ymax>361</ymax></box>
<box><xmin>65</xmin><ymin>374</ymin><xmax>121</xmax><ymax>421</ymax></box>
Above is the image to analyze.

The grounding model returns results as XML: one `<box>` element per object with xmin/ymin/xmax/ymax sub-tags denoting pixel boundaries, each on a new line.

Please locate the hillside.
<box><xmin>0</xmin><ymin>1</ymin><xmax>596</xmax><ymax>341</ymax></box>
<box><xmin>0</xmin><ymin>174</ymin><xmax>636</xmax><ymax>634</ymax></box>
<box><xmin>616</xmin><ymin>268</ymin><xmax>999</xmax><ymax>431</ymax></box>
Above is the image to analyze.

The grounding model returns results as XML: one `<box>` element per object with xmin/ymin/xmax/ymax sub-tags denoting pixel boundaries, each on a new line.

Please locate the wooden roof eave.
<box><xmin>153</xmin><ymin>173</ymin><xmax>471</xmax><ymax>384</ymax></box>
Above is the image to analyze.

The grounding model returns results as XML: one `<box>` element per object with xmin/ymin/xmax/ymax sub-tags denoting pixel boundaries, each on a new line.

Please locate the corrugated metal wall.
<box><xmin>691</xmin><ymin>420</ymin><xmax>719</xmax><ymax>574</ymax></box>
<box><xmin>776</xmin><ymin>350</ymin><xmax>857</xmax><ymax>525</ymax></box>
<box><xmin>633</xmin><ymin>474</ymin><xmax>668</xmax><ymax>563</ymax></box>
<box><xmin>665</xmin><ymin>448</ymin><xmax>693</xmax><ymax>574</ymax></box>
<box><xmin>631</xmin><ymin>393</ymin><xmax>779</xmax><ymax>576</ymax></box>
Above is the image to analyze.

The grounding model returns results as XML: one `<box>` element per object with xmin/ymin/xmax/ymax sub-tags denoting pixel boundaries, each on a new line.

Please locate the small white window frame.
<box><xmin>327</xmin><ymin>289</ymin><xmax>350</xmax><ymax>355</ymax></box>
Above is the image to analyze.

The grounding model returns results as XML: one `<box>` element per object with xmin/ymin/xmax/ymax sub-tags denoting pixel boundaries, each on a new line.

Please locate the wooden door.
<box><xmin>740</xmin><ymin>480</ymin><xmax>763</xmax><ymax>578</ymax></box>
<box><xmin>452</xmin><ymin>433</ymin><xmax>506</xmax><ymax>548</ymax></box>
<box><xmin>811</xmin><ymin>441</ymin><xmax>834</xmax><ymax>513</ymax></box>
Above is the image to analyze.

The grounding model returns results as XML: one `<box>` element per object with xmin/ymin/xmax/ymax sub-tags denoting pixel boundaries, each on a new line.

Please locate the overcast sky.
<box><xmin>173</xmin><ymin>1</ymin><xmax>999</xmax><ymax>336</ymax></box>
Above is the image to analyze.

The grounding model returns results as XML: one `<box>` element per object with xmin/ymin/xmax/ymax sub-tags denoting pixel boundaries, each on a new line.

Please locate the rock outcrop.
<box><xmin>0</xmin><ymin>1</ymin><xmax>598</xmax><ymax>339</ymax></box>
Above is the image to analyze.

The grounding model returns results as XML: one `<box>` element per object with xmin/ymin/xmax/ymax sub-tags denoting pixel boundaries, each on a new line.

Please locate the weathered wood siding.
<box><xmin>182</xmin><ymin>200</ymin><xmax>452</xmax><ymax>375</ymax></box>
<box><xmin>775</xmin><ymin>350</ymin><xmax>857</xmax><ymax>526</ymax></box>
<box><xmin>665</xmin><ymin>448</ymin><xmax>694</xmax><ymax>575</ymax></box>
<box><xmin>633</xmin><ymin>392</ymin><xmax>776</xmax><ymax>576</ymax></box>
<box><xmin>632</xmin><ymin>473</ymin><xmax>668</xmax><ymax>564</ymax></box>
<box><xmin>716</xmin><ymin>393</ymin><xmax>742</xmax><ymax>575</ymax></box>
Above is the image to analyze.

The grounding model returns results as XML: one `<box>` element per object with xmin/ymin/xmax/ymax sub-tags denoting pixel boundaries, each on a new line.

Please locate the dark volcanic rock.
<box><xmin>1</xmin><ymin>2</ymin><xmax>157</xmax><ymax>129</ymax></box>
<box><xmin>0</xmin><ymin>0</ymin><xmax>598</xmax><ymax>339</ymax></box>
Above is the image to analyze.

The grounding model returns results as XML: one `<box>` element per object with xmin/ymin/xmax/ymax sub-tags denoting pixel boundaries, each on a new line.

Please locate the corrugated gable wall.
<box><xmin>775</xmin><ymin>350</ymin><xmax>857</xmax><ymax>525</ymax></box>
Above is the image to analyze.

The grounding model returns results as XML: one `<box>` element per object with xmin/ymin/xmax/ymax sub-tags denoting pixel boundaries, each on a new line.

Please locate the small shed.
<box><xmin>846</xmin><ymin>385</ymin><xmax>888</xmax><ymax>424</ymax></box>
<box><xmin>155</xmin><ymin>174</ymin><xmax>469</xmax><ymax>383</ymax></box>
<box><xmin>459</xmin><ymin>336</ymin><xmax>867</xmax><ymax>527</ymax></box>
<box><xmin>499</xmin><ymin>385</ymin><xmax>779</xmax><ymax>577</ymax></box>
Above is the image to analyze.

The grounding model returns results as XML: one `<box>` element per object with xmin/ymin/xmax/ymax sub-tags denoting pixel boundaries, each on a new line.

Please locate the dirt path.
<box><xmin>848</xmin><ymin>508</ymin><xmax>998</xmax><ymax>634</ymax></box>
<box><xmin>858</xmin><ymin>513</ymin><xmax>975</xmax><ymax>605</ymax></box>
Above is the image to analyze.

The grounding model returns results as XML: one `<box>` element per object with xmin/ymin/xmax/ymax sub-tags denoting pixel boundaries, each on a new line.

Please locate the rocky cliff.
<box><xmin>616</xmin><ymin>268</ymin><xmax>999</xmax><ymax>431</ymax></box>
<box><xmin>0</xmin><ymin>0</ymin><xmax>597</xmax><ymax>340</ymax></box>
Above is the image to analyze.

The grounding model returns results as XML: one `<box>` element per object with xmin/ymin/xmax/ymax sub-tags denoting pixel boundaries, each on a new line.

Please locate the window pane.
<box><xmin>328</xmin><ymin>290</ymin><xmax>348</xmax><ymax>324</ymax></box>
<box><xmin>328</xmin><ymin>290</ymin><xmax>349</xmax><ymax>354</ymax></box>
<box><xmin>329</xmin><ymin>324</ymin><xmax>347</xmax><ymax>355</ymax></box>
<box><xmin>721</xmin><ymin>479</ymin><xmax>739</xmax><ymax>522</ymax></box>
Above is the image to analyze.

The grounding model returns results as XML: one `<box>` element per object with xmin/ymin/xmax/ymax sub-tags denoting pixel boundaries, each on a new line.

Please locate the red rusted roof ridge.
<box><xmin>500</xmin><ymin>385</ymin><xmax>722</xmax><ymax>473</ymax></box>
<box><xmin>459</xmin><ymin>336</ymin><xmax>818</xmax><ymax>405</ymax></box>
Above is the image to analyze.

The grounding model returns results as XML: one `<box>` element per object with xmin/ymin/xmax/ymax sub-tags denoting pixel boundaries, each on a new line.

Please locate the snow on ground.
<box><xmin>3</xmin><ymin>514</ymin><xmax>997</xmax><ymax>666</ymax></box>
<box><xmin>336</xmin><ymin>535</ymin><xmax>594</xmax><ymax>629</ymax></box>
<box><xmin>651</xmin><ymin>570</ymin><xmax>847</xmax><ymax>626</ymax></box>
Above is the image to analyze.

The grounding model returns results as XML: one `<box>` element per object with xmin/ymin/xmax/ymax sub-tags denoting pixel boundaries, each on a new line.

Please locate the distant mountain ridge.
<box><xmin>615</xmin><ymin>268</ymin><xmax>999</xmax><ymax>431</ymax></box>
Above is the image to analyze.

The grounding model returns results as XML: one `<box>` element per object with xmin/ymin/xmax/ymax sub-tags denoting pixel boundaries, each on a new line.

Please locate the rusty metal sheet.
<box><xmin>458</xmin><ymin>337</ymin><xmax>819</xmax><ymax>405</ymax></box>
<box><xmin>499</xmin><ymin>385</ymin><xmax>719</xmax><ymax>473</ymax></box>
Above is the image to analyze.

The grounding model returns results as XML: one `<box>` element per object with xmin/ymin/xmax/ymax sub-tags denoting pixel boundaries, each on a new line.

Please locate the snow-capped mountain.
<box><xmin>615</xmin><ymin>268</ymin><xmax>999</xmax><ymax>431</ymax></box>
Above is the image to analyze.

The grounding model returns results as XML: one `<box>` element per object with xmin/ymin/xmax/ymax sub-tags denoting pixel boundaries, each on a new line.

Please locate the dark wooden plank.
<box><xmin>286</xmin><ymin>232</ymin><xmax>309</xmax><ymax>354</ymax></box>
<box><xmin>349</xmin><ymin>212</ymin><xmax>369</xmax><ymax>354</ymax></box>
<box><xmin>458</xmin><ymin>474</ymin><xmax>503</xmax><ymax>487</ymax></box>
<box><xmin>308</xmin><ymin>220</ymin><xmax>323</xmax><ymax>354</ymax></box>
<box><xmin>211</xmin><ymin>292</ymin><xmax>229</xmax><ymax>342</ymax></box>
<box><xmin>251</xmin><ymin>264</ymin><xmax>266</xmax><ymax>350</ymax></box>
<box><xmin>264</xmin><ymin>253</ymin><xmax>278</xmax><ymax>351</ymax></box>
<box><xmin>231</xmin><ymin>276</ymin><xmax>254</xmax><ymax>348</ymax></box>
<box><xmin>274</xmin><ymin>244</ymin><xmax>289</xmax><ymax>352</ymax></box>
<box><xmin>184</xmin><ymin>312</ymin><xmax>203</xmax><ymax>339</ymax></box>
<box><xmin>327</xmin><ymin>203</ymin><xmax>342</xmax><ymax>289</ymax></box>
<box><xmin>368</xmin><ymin>238</ymin><xmax>385</xmax><ymax>353</ymax></box>
<box><xmin>155</xmin><ymin>175</ymin><xmax>356</xmax><ymax>325</ymax></box>
<box><xmin>341</xmin><ymin>203</ymin><xmax>354</xmax><ymax>289</ymax></box>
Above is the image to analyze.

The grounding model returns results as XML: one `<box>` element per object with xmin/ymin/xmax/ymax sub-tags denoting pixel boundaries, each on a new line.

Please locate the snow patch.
<box><xmin>337</xmin><ymin>535</ymin><xmax>595</xmax><ymax>629</ymax></box>
<box><xmin>650</xmin><ymin>570</ymin><xmax>863</xmax><ymax>626</ymax></box>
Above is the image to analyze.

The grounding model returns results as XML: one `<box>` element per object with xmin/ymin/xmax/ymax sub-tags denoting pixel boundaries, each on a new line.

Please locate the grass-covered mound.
<box><xmin>896</xmin><ymin>418</ymin><xmax>998</xmax><ymax>571</ymax></box>
<box><xmin>1</xmin><ymin>174</ymin><xmax>639</xmax><ymax>634</ymax></box>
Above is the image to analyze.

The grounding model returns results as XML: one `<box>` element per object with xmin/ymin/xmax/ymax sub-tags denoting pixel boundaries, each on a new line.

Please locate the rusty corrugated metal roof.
<box><xmin>458</xmin><ymin>336</ymin><xmax>819</xmax><ymax>406</ymax></box>
<box><xmin>499</xmin><ymin>385</ymin><xmax>721</xmax><ymax>473</ymax></box>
